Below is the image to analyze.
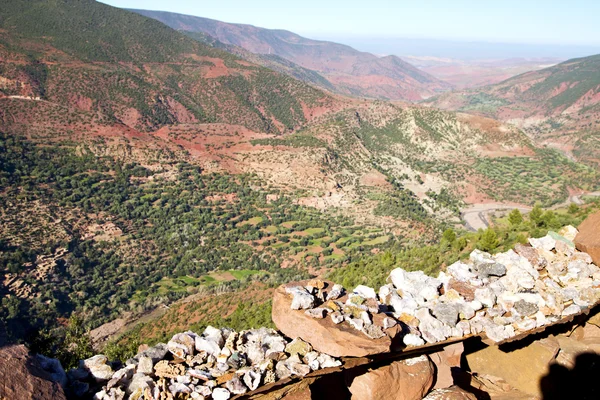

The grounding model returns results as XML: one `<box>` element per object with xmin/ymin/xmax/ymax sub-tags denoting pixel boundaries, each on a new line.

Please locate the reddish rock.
<box><xmin>347</xmin><ymin>355</ymin><xmax>434</xmax><ymax>400</ymax></box>
<box><xmin>575</xmin><ymin>211</ymin><xmax>600</xmax><ymax>266</ymax></box>
<box><xmin>448</xmin><ymin>280</ymin><xmax>476</xmax><ymax>302</ymax></box>
<box><xmin>0</xmin><ymin>345</ymin><xmax>67</xmax><ymax>400</ymax></box>
<box><xmin>465</xmin><ymin>338</ymin><xmax>559</xmax><ymax>397</ymax></box>
<box><xmin>514</xmin><ymin>243</ymin><xmax>547</xmax><ymax>269</ymax></box>
<box><xmin>272</xmin><ymin>281</ymin><xmax>401</xmax><ymax>357</ymax></box>
<box><xmin>430</xmin><ymin>342</ymin><xmax>464</xmax><ymax>389</ymax></box>
<box><xmin>423</xmin><ymin>386</ymin><xmax>477</xmax><ymax>400</ymax></box>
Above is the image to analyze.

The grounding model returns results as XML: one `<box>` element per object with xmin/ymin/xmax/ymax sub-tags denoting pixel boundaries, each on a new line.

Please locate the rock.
<box><xmin>135</xmin><ymin>356</ymin><xmax>153</xmax><ymax>375</ymax></box>
<box><xmin>389</xmin><ymin>268</ymin><xmax>441</xmax><ymax>304</ymax></box>
<box><xmin>354</xmin><ymin>285</ymin><xmax>377</xmax><ymax>299</ymax></box>
<box><xmin>35</xmin><ymin>354</ymin><xmax>67</xmax><ymax>387</ymax></box>
<box><xmin>0</xmin><ymin>345</ymin><xmax>67</xmax><ymax>400</ymax></box>
<box><xmin>513</xmin><ymin>300</ymin><xmax>539</xmax><ymax>316</ymax></box>
<box><xmin>470</xmin><ymin>374</ymin><xmax>538</xmax><ymax>400</ymax></box>
<box><xmin>474</xmin><ymin>288</ymin><xmax>496</xmax><ymax>308</ymax></box>
<box><xmin>127</xmin><ymin>373</ymin><xmax>154</xmax><ymax>395</ymax></box>
<box><xmin>286</xmin><ymin>286</ymin><xmax>316</xmax><ymax>310</ymax></box>
<box><xmin>81</xmin><ymin>355</ymin><xmax>114</xmax><ymax>382</ymax></box>
<box><xmin>305</xmin><ymin>308</ymin><xmax>327</xmax><ymax>319</ymax></box>
<box><xmin>273</xmin><ymin>281</ymin><xmax>399</xmax><ymax>357</ymax></box>
<box><xmin>415</xmin><ymin>308</ymin><xmax>451</xmax><ymax>343</ymax></box>
<box><xmin>432</xmin><ymin>303</ymin><xmax>459</xmax><ymax>327</ymax></box>
<box><xmin>475</xmin><ymin>262</ymin><xmax>507</xmax><ymax>278</ymax></box>
<box><xmin>243</xmin><ymin>369</ymin><xmax>262</xmax><ymax>391</ymax></box>
<box><xmin>347</xmin><ymin>355</ymin><xmax>434</xmax><ymax>400</ymax></box>
<box><xmin>514</xmin><ymin>244</ymin><xmax>547</xmax><ymax>269</ymax></box>
<box><xmin>212</xmin><ymin>387</ymin><xmax>231</xmax><ymax>400</ymax></box>
<box><xmin>154</xmin><ymin>360</ymin><xmax>185</xmax><ymax>378</ymax></box>
<box><xmin>529</xmin><ymin>235</ymin><xmax>556</xmax><ymax>251</ymax></box>
<box><xmin>403</xmin><ymin>333</ymin><xmax>425</xmax><ymax>347</ymax></box>
<box><xmin>363</xmin><ymin>324</ymin><xmax>386</xmax><ymax>339</ymax></box>
<box><xmin>570</xmin><ymin>322</ymin><xmax>600</xmax><ymax>342</ymax></box>
<box><xmin>330</xmin><ymin>311</ymin><xmax>344</xmax><ymax>324</ymax></box>
<box><xmin>562</xmin><ymin>304</ymin><xmax>581</xmax><ymax>316</ymax></box>
<box><xmin>168</xmin><ymin>332</ymin><xmax>196</xmax><ymax>358</ymax></box>
<box><xmin>225</xmin><ymin>375</ymin><xmax>247</xmax><ymax>395</ymax></box>
<box><xmin>447</xmin><ymin>262</ymin><xmax>477</xmax><ymax>282</ymax></box>
<box><xmin>575</xmin><ymin>211</ymin><xmax>600</xmax><ymax>266</ymax></box>
<box><xmin>285</xmin><ymin>338</ymin><xmax>313</xmax><ymax>357</ymax></box>
<box><xmin>559</xmin><ymin>225</ymin><xmax>579</xmax><ymax>242</ymax></box>
<box><xmin>448</xmin><ymin>280</ymin><xmax>476</xmax><ymax>302</ymax></box>
<box><xmin>326</xmin><ymin>284</ymin><xmax>344</xmax><ymax>300</ymax></box>
<box><xmin>554</xmin><ymin>335</ymin><xmax>600</xmax><ymax>368</ymax></box>
<box><xmin>429</xmin><ymin>342</ymin><xmax>464</xmax><ymax>389</ymax></box>
<box><xmin>423</xmin><ymin>386</ymin><xmax>477</xmax><ymax>400</ymax></box>
<box><xmin>465</xmin><ymin>337</ymin><xmax>559</xmax><ymax>397</ymax></box>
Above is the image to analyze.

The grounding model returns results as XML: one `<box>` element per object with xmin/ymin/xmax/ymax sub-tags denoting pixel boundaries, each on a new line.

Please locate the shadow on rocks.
<box><xmin>540</xmin><ymin>352</ymin><xmax>600</xmax><ymax>400</ymax></box>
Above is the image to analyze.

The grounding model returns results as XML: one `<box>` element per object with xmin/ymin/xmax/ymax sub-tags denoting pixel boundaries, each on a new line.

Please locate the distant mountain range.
<box><xmin>426</xmin><ymin>54</ymin><xmax>600</xmax><ymax>168</ymax></box>
<box><xmin>130</xmin><ymin>9</ymin><xmax>453</xmax><ymax>101</ymax></box>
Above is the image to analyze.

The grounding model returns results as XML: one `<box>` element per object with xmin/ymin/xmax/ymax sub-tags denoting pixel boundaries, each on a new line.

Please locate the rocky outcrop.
<box><xmin>466</xmin><ymin>337</ymin><xmax>560</xmax><ymax>397</ymax></box>
<box><xmin>87</xmin><ymin>327</ymin><xmax>342</xmax><ymax>400</ymax></box>
<box><xmin>423</xmin><ymin>386</ymin><xmax>477</xmax><ymax>400</ymax></box>
<box><xmin>275</xmin><ymin>228</ymin><xmax>600</xmax><ymax>350</ymax></box>
<box><xmin>0</xmin><ymin>345</ymin><xmax>67</xmax><ymax>400</ymax></box>
<box><xmin>347</xmin><ymin>355</ymin><xmax>434</xmax><ymax>400</ymax></box>
<box><xmin>272</xmin><ymin>281</ymin><xmax>402</xmax><ymax>357</ymax></box>
<box><xmin>429</xmin><ymin>342</ymin><xmax>463</xmax><ymax>389</ymax></box>
<box><xmin>575</xmin><ymin>211</ymin><xmax>600</xmax><ymax>266</ymax></box>
<box><xmin>80</xmin><ymin>224</ymin><xmax>600</xmax><ymax>400</ymax></box>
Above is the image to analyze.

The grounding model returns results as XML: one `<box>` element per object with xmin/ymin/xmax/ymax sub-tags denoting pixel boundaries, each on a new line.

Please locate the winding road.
<box><xmin>461</xmin><ymin>192</ymin><xmax>600</xmax><ymax>231</ymax></box>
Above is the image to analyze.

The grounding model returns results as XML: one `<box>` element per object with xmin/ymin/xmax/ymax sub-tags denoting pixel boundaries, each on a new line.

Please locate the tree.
<box><xmin>442</xmin><ymin>228</ymin><xmax>456</xmax><ymax>243</ymax></box>
<box><xmin>508</xmin><ymin>209</ymin><xmax>523</xmax><ymax>226</ymax></box>
<box><xmin>529</xmin><ymin>205</ymin><xmax>543</xmax><ymax>227</ymax></box>
<box><xmin>568</xmin><ymin>203</ymin><xmax>579</xmax><ymax>214</ymax></box>
<box><xmin>477</xmin><ymin>228</ymin><xmax>499</xmax><ymax>252</ymax></box>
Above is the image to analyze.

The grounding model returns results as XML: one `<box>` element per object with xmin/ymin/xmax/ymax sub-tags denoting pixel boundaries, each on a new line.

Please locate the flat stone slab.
<box><xmin>272</xmin><ymin>281</ymin><xmax>402</xmax><ymax>357</ymax></box>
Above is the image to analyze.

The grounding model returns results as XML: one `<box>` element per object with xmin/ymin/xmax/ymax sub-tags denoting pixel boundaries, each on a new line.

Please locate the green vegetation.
<box><xmin>327</xmin><ymin>203</ymin><xmax>599</xmax><ymax>289</ymax></box>
<box><xmin>0</xmin><ymin>132</ymin><xmax>394</xmax><ymax>353</ymax></box>
<box><xmin>251</xmin><ymin>135</ymin><xmax>327</xmax><ymax>148</ymax></box>
<box><xmin>474</xmin><ymin>149</ymin><xmax>600</xmax><ymax>206</ymax></box>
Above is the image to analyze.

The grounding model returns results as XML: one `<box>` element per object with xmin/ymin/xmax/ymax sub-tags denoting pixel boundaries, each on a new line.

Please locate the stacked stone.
<box><xmin>83</xmin><ymin>327</ymin><xmax>340</xmax><ymax>400</ymax></box>
<box><xmin>293</xmin><ymin>226</ymin><xmax>600</xmax><ymax>345</ymax></box>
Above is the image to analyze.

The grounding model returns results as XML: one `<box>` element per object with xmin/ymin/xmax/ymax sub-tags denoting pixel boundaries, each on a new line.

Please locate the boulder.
<box><xmin>469</xmin><ymin>374</ymin><xmax>538</xmax><ymax>400</ymax></box>
<box><xmin>554</xmin><ymin>335</ymin><xmax>600</xmax><ymax>368</ymax></box>
<box><xmin>423</xmin><ymin>386</ymin><xmax>477</xmax><ymax>400</ymax></box>
<box><xmin>465</xmin><ymin>338</ymin><xmax>559</xmax><ymax>397</ymax></box>
<box><xmin>0</xmin><ymin>345</ymin><xmax>67</xmax><ymax>400</ymax></box>
<box><xmin>347</xmin><ymin>355</ymin><xmax>434</xmax><ymax>400</ymax></box>
<box><xmin>574</xmin><ymin>211</ymin><xmax>600</xmax><ymax>266</ymax></box>
<box><xmin>429</xmin><ymin>342</ymin><xmax>464</xmax><ymax>389</ymax></box>
<box><xmin>272</xmin><ymin>281</ymin><xmax>401</xmax><ymax>357</ymax></box>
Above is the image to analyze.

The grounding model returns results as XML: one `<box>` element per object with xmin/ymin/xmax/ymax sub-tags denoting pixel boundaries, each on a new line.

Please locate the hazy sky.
<box><xmin>101</xmin><ymin>0</ymin><xmax>600</xmax><ymax>45</ymax></box>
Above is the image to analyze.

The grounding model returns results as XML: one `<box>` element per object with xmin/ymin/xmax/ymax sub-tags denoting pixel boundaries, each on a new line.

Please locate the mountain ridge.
<box><xmin>425</xmin><ymin>53</ymin><xmax>600</xmax><ymax>168</ymax></box>
<box><xmin>129</xmin><ymin>8</ymin><xmax>453</xmax><ymax>101</ymax></box>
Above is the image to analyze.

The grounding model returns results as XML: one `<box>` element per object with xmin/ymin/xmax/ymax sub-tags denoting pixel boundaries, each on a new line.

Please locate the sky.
<box><xmin>101</xmin><ymin>0</ymin><xmax>600</xmax><ymax>46</ymax></box>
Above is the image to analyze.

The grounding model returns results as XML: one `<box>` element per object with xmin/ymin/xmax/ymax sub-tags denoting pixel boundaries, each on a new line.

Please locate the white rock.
<box><xmin>474</xmin><ymin>288</ymin><xmax>496</xmax><ymax>308</ymax></box>
<box><xmin>529</xmin><ymin>235</ymin><xmax>556</xmax><ymax>251</ymax></box>
<box><xmin>286</xmin><ymin>286</ymin><xmax>316</xmax><ymax>310</ymax></box>
<box><xmin>353</xmin><ymin>285</ymin><xmax>377</xmax><ymax>299</ymax></box>
<box><xmin>212</xmin><ymin>388</ymin><xmax>231</xmax><ymax>400</ymax></box>
<box><xmin>447</xmin><ymin>261</ymin><xmax>477</xmax><ymax>282</ymax></box>
<box><xmin>403</xmin><ymin>333</ymin><xmax>425</xmax><ymax>347</ymax></box>
<box><xmin>562</xmin><ymin>304</ymin><xmax>581</xmax><ymax>316</ymax></box>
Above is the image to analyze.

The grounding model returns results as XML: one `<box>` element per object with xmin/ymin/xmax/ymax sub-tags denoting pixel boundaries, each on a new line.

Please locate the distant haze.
<box><xmin>310</xmin><ymin>36</ymin><xmax>600</xmax><ymax>61</ymax></box>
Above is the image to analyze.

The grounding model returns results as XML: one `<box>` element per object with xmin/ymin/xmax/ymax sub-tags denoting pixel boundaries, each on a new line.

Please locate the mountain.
<box><xmin>2</xmin><ymin>0</ymin><xmax>600</xmax><ymax>366</ymax></box>
<box><xmin>0</xmin><ymin>0</ymin><xmax>336</xmax><ymax>133</ymax></box>
<box><xmin>426</xmin><ymin>54</ymin><xmax>600</xmax><ymax>168</ymax></box>
<box><xmin>129</xmin><ymin>9</ymin><xmax>453</xmax><ymax>101</ymax></box>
